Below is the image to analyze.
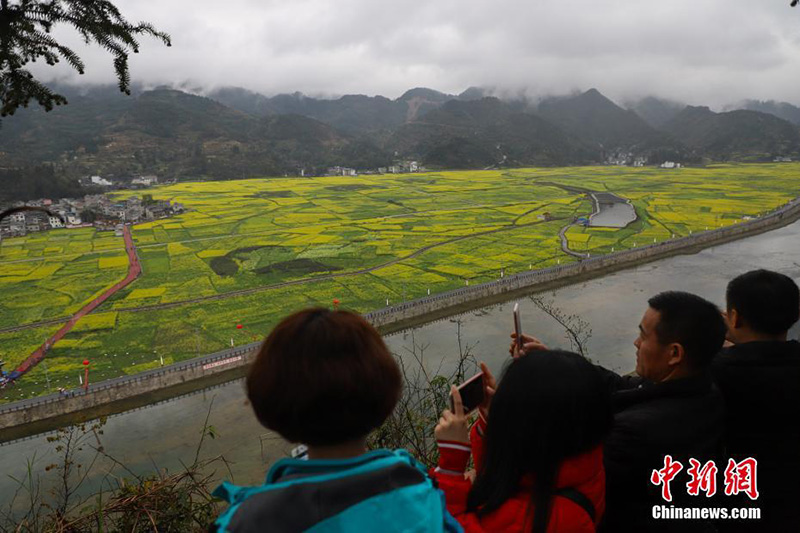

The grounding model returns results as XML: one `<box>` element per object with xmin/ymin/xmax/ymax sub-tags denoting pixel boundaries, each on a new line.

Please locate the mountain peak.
<box><xmin>398</xmin><ymin>87</ymin><xmax>451</xmax><ymax>102</ymax></box>
<box><xmin>537</xmin><ymin>88</ymin><xmax>665</xmax><ymax>150</ymax></box>
<box><xmin>579</xmin><ymin>88</ymin><xmax>614</xmax><ymax>105</ymax></box>
<box><xmin>458</xmin><ymin>87</ymin><xmax>490</xmax><ymax>101</ymax></box>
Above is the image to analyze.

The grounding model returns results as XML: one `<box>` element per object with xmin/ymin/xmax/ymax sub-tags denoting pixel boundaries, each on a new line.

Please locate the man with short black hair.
<box><xmin>600</xmin><ymin>291</ymin><xmax>726</xmax><ymax>532</ymax></box>
<box><xmin>712</xmin><ymin>269</ymin><xmax>800</xmax><ymax>532</ymax></box>
<box><xmin>516</xmin><ymin>291</ymin><xmax>727</xmax><ymax>532</ymax></box>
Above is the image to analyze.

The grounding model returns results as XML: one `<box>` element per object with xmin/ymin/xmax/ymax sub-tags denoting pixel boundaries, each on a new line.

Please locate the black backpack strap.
<box><xmin>555</xmin><ymin>487</ymin><xmax>596</xmax><ymax>522</ymax></box>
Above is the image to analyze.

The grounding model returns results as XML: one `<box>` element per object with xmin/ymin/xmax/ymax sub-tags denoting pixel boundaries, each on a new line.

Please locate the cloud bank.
<box><xmin>31</xmin><ymin>0</ymin><xmax>800</xmax><ymax>107</ymax></box>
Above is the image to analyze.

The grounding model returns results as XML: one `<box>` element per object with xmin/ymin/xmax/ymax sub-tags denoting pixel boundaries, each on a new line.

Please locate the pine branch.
<box><xmin>0</xmin><ymin>0</ymin><xmax>170</xmax><ymax>116</ymax></box>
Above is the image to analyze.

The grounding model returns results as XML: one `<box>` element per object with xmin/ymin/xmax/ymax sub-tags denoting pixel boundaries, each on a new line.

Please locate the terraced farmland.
<box><xmin>1</xmin><ymin>163</ymin><xmax>798</xmax><ymax>401</ymax></box>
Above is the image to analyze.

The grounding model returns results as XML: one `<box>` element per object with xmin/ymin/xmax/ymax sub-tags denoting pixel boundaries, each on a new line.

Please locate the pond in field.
<box><xmin>2</xmin><ymin>217</ymin><xmax>800</xmax><ymax>506</ymax></box>
<box><xmin>588</xmin><ymin>192</ymin><xmax>637</xmax><ymax>228</ymax></box>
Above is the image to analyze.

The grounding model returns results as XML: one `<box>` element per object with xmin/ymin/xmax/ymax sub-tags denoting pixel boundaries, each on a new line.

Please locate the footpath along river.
<box><xmin>1</xmin><ymin>218</ymin><xmax>799</xmax><ymax>504</ymax></box>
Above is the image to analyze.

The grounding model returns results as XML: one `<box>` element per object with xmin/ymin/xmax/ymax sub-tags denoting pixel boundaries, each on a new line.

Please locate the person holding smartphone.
<box><xmin>513</xmin><ymin>293</ymin><xmax>728</xmax><ymax>533</ymax></box>
<box><xmin>432</xmin><ymin>351</ymin><xmax>612</xmax><ymax>533</ymax></box>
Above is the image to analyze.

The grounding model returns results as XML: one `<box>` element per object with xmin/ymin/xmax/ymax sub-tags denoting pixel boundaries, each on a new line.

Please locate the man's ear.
<box><xmin>729</xmin><ymin>308</ymin><xmax>743</xmax><ymax>330</ymax></box>
<box><xmin>667</xmin><ymin>343</ymin><xmax>685</xmax><ymax>367</ymax></box>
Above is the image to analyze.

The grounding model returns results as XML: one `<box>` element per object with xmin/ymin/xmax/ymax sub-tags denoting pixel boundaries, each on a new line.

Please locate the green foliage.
<box><xmin>0</xmin><ymin>0</ymin><xmax>171</xmax><ymax>117</ymax></box>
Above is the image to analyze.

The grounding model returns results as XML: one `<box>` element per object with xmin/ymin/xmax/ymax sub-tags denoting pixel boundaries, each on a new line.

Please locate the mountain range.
<box><xmin>1</xmin><ymin>84</ymin><xmax>799</xmax><ymax>199</ymax></box>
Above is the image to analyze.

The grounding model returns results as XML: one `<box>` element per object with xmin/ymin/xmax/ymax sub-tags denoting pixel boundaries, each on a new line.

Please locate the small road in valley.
<box><xmin>11</xmin><ymin>226</ymin><xmax>142</xmax><ymax>378</ymax></box>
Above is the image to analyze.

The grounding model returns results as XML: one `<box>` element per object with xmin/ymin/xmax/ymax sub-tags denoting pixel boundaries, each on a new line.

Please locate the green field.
<box><xmin>1</xmin><ymin>164</ymin><xmax>798</xmax><ymax>402</ymax></box>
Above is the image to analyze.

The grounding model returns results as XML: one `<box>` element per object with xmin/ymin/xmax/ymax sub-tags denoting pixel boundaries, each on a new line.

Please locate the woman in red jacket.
<box><xmin>433</xmin><ymin>349</ymin><xmax>612</xmax><ymax>532</ymax></box>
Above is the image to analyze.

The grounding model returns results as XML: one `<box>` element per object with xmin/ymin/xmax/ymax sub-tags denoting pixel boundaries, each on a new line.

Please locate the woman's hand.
<box><xmin>435</xmin><ymin>385</ymin><xmax>470</xmax><ymax>444</ymax></box>
<box><xmin>509</xmin><ymin>332</ymin><xmax>549</xmax><ymax>358</ymax></box>
<box><xmin>478</xmin><ymin>361</ymin><xmax>496</xmax><ymax>421</ymax></box>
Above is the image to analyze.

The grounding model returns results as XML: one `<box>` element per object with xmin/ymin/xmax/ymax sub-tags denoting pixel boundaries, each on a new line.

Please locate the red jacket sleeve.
<box><xmin>431</xmin><ymin>439</ymin><xmax>471</xmax><ymax>516</ymax></box>
<box><xmin>471</xmin><ymin>413</ymin><xmax>488</xmax><ymax>473</ymax></box>
<box><xmin>431</xmin><ymin>415</ymin><xmax>489</xmax><ymax>519</ymax></box>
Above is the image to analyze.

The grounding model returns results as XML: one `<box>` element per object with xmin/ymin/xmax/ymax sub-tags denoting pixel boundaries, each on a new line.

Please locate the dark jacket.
<box><xmin>597</xmin><ymin>368</ymin><xmax>724</xmax><ymax>533</ymax></box>
<box><xmin>711</xmin><ymin>340</ymin><xmax>800</xmax><ymax>532</ymax></box>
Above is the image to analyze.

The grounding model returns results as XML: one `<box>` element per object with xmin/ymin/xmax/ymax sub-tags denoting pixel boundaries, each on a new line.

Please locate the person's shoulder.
<box><xmin>615</xmin><ymin>377</ymin><xmax>722</xmax><ymax>424</ymax></box>
<box><xmin>716</xmin><ymin>340</ymin><xmax>800</xmax><ymax>363</ymax></box>
<box><xmin>214</xmin><ymin>450</ymin><xmax>443</xmax><ymax>532</ymax></box>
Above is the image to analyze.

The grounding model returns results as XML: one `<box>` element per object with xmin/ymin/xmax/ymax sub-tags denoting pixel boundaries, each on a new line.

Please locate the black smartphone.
<box><xmin>513</xmin><ymin>302</ymin><xmax>523</xmax><ymax>349</ymax></box>
<box><xmin>451</xmin><ymin>371</ymin><xmax>485</xmax><ymax>414</ymax></box>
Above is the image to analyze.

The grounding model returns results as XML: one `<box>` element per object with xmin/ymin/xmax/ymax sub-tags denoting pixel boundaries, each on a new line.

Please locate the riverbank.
<box><xmin>2</xmin><ymin>195</ymin><xmax>799</xmax><ymax>443</ymax></box>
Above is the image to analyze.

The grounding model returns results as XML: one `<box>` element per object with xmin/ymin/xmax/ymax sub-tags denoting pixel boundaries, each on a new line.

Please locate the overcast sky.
<box><xmin>33</xmin><ymin>0</ymin><xmax>800</xmax><ymax>107</ymax></box>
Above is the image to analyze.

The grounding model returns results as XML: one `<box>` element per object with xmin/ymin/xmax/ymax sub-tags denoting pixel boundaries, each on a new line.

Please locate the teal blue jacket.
<box><xmin>212</xmin><ymin>449</ymin><xmax>463</xmax><ymax>532</ymax></box>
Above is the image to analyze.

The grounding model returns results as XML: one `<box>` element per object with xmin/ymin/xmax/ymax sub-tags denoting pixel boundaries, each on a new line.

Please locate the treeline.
<box><xmin>0</xmin><ymin>165</ymin><xmax>85</xmax><ymax>203</ymax></box>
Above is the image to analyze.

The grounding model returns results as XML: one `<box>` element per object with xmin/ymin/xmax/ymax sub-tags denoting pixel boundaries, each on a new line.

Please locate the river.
<box><xmin>2</xmin><ymin>217</ymin><xmax>799</xmax><ymax>504</ymax></box>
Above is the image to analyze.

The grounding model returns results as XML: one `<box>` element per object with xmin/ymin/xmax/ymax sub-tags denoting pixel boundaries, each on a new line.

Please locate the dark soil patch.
<box><xmin>254</xmin><ymin>258</ymin><xmax>341</xmax><ymax>276</ymax></box>
<box><xmin>210</xmin><ymin>256</ymin><xmax>239</xmax><ymax>276</ymax></box>
<box><xmin>539</xmin><ymin>181</ymin><xmax>592</xmax><ymax>194</ymax></box>
<box><xmin>209</xmin><ymin>245</ymin><xmax>293</xmax><ymax>276</ymax></box>
<box><xmin>250</xmin><ymin>191</ymin><xmax>295</xmax><ymax>199</ymax></box>
<box><xmin>326</xmin><ymin>184</ymin><xmax>382</xmax><ymax>192</ymax></box>
<box><xmin>228</xmin><ymin>245</ymin><xmax>282</xmax><ymax>258</ymax></box>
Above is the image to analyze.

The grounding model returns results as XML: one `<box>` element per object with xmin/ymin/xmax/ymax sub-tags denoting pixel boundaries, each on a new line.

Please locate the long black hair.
<box><xmin>466</xmin><ymin>350</ymin><xmax>612</xmax><ymax>532</ymax></box>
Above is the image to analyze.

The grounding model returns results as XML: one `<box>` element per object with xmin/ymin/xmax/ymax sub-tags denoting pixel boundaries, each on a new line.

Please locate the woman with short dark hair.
<box><xmin>212</xmin><ymin>308</ymin><xmax>460</xmax><ymax>533</ymax></box>
<box><xmin>246</xmin><ymin>307</ymin><xmax>401</xmax><ymax>447</ymax></box>
<box><xmin>433</xmin><ymin>350</ymin><xmax>612</xmax><ymax>533</ymax></box>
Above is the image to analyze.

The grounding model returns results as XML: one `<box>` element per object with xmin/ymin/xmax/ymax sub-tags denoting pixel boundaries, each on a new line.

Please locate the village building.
<box><xmin>326</xmin><ymin>166</ymin><xmax>357</xmax><ymax>177</ymax></box>
<box><xmin>89</xmin><ymin>176</ymin><xmax>113</xmax><ymax>187</ymax></box>
<box><xmin>131</xmin><ymin>175</ymin><xmax>159</xmax><ymax>187</ymax></box>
